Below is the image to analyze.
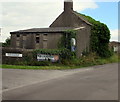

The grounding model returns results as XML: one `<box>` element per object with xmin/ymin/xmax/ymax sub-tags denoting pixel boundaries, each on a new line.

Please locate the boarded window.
<box><xmin>43</xmin><ymin>34</ymin><xmax>48</xmax><ymax>40</ymax></box>
<box><xmin>43</xmin><ymin>41</ymin><xmax>47</xmax><ymax>49</ymax></box>
<box><xmin>22</xmin><ymin>35</ymin><xmax>26</xmax><ymax>48</ymax></box>
<box><xmin>23</xmin><ymin>35</ymin><xmax>26</xmax><ymax>40</ymax></box>
<box><xmin>16</xmin><ymin>41</ymin><xmax>20</xmax><ymax>47</ymax></box>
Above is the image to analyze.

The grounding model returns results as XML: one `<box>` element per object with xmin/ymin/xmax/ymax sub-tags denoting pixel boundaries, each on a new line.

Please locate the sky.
<box><xmin>0</xmin><ymin>0</ymin><xmax>119</xmax><ymax>42</ymax></box>
<box><xmin>81</xmin><ymin>2</ymin><xmax>118</xmax><ymax>42</ymax></box>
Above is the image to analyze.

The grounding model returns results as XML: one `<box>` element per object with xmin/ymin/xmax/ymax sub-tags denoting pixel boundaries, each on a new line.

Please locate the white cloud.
<box><xmin>1</xmin><ymin>0</ymin><xmax>98</xmax><ymax>42</ymax></box>
<box><xmin>110</xmin><ymin>29</ymin><xmax>120</xmax><ymax>42</ymax></box>
<box><xmin>74</xmin><ymin>0</ymin><xmax>98</xmax><ymax>11</ymax></box>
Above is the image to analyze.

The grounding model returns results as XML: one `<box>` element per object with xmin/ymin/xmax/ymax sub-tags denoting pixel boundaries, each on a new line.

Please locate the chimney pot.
<box><xmin>64</xmin><ymin>0</ymin><xmax>73</xmax><ymax>12</ymax></box>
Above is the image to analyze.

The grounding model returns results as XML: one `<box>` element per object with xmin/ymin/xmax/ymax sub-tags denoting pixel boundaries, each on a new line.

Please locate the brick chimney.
<box><xmin>64</xmin><ymin>0</ymin><xmax>73</xmax><ymax>12</ymax></box>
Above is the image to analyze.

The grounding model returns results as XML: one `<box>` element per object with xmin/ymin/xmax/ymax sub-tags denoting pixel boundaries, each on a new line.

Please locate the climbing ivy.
<box><xmin>58</xmin><ymin>30</ymin><xmax>76</xmax><ymax>50</ymax></box>
<box><xmin>58</xmin><ymin>30</ymin><xmax>77</xmax><ymax>58</ymax></box>
<box><xmin>78</xmin><ymin>12</ymin><xmax>112</xmax><ymax>58</ymax></box>
<box><xmin>58</xmin><ymin>12</ymin><xmax>112</xmax><ymax>58</ymax></box>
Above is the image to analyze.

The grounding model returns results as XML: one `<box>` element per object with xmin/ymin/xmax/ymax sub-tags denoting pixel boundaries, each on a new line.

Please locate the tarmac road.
<box><xmin>2</xmin><ymin>63</ymin><xmax>118</xmax><ymax>100</ymax></box>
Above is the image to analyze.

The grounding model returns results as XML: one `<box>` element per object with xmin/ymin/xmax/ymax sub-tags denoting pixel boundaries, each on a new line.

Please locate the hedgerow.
<box><xmin>32</xmin><ymin>48</ymin><xmax>75</xmax><ymax>60</ymax></box>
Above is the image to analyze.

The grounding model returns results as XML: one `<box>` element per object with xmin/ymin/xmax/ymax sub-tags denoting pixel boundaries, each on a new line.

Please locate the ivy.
<box><xmin>78</xmin><ymin>12</ymin><xmax>112</xmax><ymax>58</ymax></box>
<box><xmin>32</xmin><ymin>48</ymin><xmax>74</xmax><ymax>60</ymax></box>
<box><xmin>58</xmin><ymin>30</ymin><xmax>76</xmax><ymax>50</ymax></box>
<box><xmin>32</xmin><ymin>30</ymin><xmax>77</xmax><ymax>60</ymax></box>
<box><xmin>33</xmin><ymin>49</ymin><xmax>62</xmax><ymax>55</ymax></box>
<box><xmin>57</xmin><ymin>30</ymin><xmax>77</xmax><ymax>58</ymax></box>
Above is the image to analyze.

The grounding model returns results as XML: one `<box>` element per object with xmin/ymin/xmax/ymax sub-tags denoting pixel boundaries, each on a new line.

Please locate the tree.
<box><xmin>2</xmin><ymin>37</ymin><xmax>11</xmax><ymax>47</ymax></box>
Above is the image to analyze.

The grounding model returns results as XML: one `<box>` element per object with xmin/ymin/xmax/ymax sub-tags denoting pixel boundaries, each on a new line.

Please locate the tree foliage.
<box><xmin>2</xmin><ymin>37</ymin><xmax>11</xmax><ymax>47</ymax></box>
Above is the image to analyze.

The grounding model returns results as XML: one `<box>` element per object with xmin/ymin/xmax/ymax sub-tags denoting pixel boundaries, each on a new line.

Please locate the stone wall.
<box><xmin>10</xmin><ymin>33</ymin><xmax>63</xmax><ymax>50</ymax></box>
<box><xmin>76</xmin><ymin>25</ymin><xmax>91</xmax><ymax>58</ymax></box>
<box><xmin>2</xmin><ymin>47</ymin><xmax>33</xmax><ymax>64</ymax></box>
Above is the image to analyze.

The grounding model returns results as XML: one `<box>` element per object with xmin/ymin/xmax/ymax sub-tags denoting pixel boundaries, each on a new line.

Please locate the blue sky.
<box><xmin>81</xmin><ymin>2</ymin><xmax>118</xmax><ymax>30</ymax></box>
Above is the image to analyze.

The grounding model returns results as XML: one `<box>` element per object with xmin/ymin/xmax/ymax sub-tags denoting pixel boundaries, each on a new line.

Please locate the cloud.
<box><xmin>1</xmin><ymin>0</ymin><xmax>98</xmax><ymax>42</ymax></box>
<box><xmin>74</xmin><ymin>0</ymin><xmax>98</xmax><ymax>11</ymax></box>
<box><xmin>110</xmin><ymin>29</ymin><xmax>119</xmax><ymax>42</ymax></box>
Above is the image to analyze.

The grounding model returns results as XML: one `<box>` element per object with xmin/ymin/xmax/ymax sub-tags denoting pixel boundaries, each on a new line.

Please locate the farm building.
<box><xmin>10</xmin><ymin>0</ymin><xmax>92</xmax><ymax>58</ymax></box>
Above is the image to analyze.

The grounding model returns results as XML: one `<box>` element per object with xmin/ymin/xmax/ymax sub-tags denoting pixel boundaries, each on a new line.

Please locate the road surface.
<box><xmin>2</xmin><ymin>63</ymin><xmax>118</xmax><ymax>100</ymax></box>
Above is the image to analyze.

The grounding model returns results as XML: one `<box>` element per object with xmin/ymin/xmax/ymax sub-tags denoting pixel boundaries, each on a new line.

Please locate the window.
<box><xmin>23</xmin><ymin>36</ymin><xmax>26</xmax><ymax>48</ymax></box>
<box><xmin>16</xmin><ymin>34</ymin><xmax>20</xmax><ymax>37</ymax></box>
<box><xmin>36</xmin><ymin>37</ymin><xmax>40</xmax><ymax>43</ymax></box>
<box><xmin>23</xmin><ymin>35</ymin><xmax>26</xmax><ymax>40</ymax></box>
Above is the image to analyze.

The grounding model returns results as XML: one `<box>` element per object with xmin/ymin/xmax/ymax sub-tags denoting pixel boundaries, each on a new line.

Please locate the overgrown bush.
<box><xmin>61</xmin><ymin>52</ymin><xmax>100</xmax><ymax>66</ymax></box>
<box><xmin>77</xmin><ymin>12</ymin><xmax>112</xmax><ymax>58</ymax></box>
<box><xmin>27</xmin><ymin>60</ymin><xmax>51</xmax><ymax>66</ymax></box>
<box><xmin>3</xmin><ymin>58</ymin><xmax>23</xmax><ymax>65</ymax></box>
<box><xmin>15</xmin><ymin>61</ymin><xmax>28</xmax><ymax>66</ymax></box>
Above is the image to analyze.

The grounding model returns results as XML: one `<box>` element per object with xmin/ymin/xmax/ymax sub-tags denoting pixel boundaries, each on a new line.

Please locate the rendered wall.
<box><xmin>10</xmin><ymin>33</ymin><xmax>63</xmax><ymax>50</ymax></box>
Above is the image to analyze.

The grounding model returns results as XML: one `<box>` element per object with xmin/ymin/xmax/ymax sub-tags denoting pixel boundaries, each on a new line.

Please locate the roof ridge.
<box><xmin>73</xmin><ymin>11</ymin><xmax>92</xmax><ymax>26</ymax></box>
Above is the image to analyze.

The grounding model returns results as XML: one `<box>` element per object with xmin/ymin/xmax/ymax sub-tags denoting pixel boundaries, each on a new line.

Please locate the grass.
<box><xmin>2</xmin><ymin>64</ymin><xmax>87</xmax><ymax>70</ymax></box>
<box><xmin>2</xmin><ymin>53</ymin><xmax>120</xmax><ymax>70</ymax></box>
<box><xmin>1</xmin><ymin>64</ymin><xmax>98</xmax><ymax>70</ymax></box>
<box><xmin>2</xmin><ymin>64</ymin><xmax>69</xmax><ymax>70</ymax></box>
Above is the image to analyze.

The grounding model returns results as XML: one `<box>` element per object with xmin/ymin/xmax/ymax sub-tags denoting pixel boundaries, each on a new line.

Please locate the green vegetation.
<box><xmin>2</xmin><ymin>64</ymin><xmax>72</xmax><ymax>70</ymax></box>
<box><xmin>57</xmin><ymin>30</ymin><xmax>76</xmax><ymax>59</ymax></box>
<box><xmin>2</xmin><ymin>53</ymin><xmax>119</xmax><ymax>70</ymax></box>
<box><xmin>33</xmin><ymin>48</ymin><xmax>75</xmax><ymax>60</ymax></box>
<box><xmin>2</xmin><ymin>13</ymin><xmax>116</xmax><ymax>69</ymax></box>
<box><xmin>2</xmin><ymin>37</ymin><xmax>11</xmax><ymax>47</ymax></box>
<box><xmin>78</xmin><ymin>12</ymin><xmax>112</xmax><ymax>58</ymax></box>
<box><xmin>61</xmin><ymin>53</ymin><xmax>119</xmax><ymax>66</ymax></box>
<box><xmin>11</xmin><ymin>31</ymin><xmax>77</xmax><ymax>66</ymax></box>
<box><xmin>58</xmin><ymin>30</ymin><xmax>76</xmax><ymax>50</ymax></box>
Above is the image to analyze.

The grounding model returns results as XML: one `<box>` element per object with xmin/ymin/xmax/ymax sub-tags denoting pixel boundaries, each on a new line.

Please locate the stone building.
<box><xmin>10</xmin><ymin>0</ymin><xmax>92</xmax><ymax>57</ymax></box>
<box><xmin>109</xmin><ymin>41</ymin><xmax>120</xmax><ymax>53</ymax></box>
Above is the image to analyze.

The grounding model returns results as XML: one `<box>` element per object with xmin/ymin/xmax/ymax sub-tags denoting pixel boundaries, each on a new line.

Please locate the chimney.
<box><xmin>64</xmin><ymin>0</ymin><xmax>73</xmax><ymax>12</ymax></box>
